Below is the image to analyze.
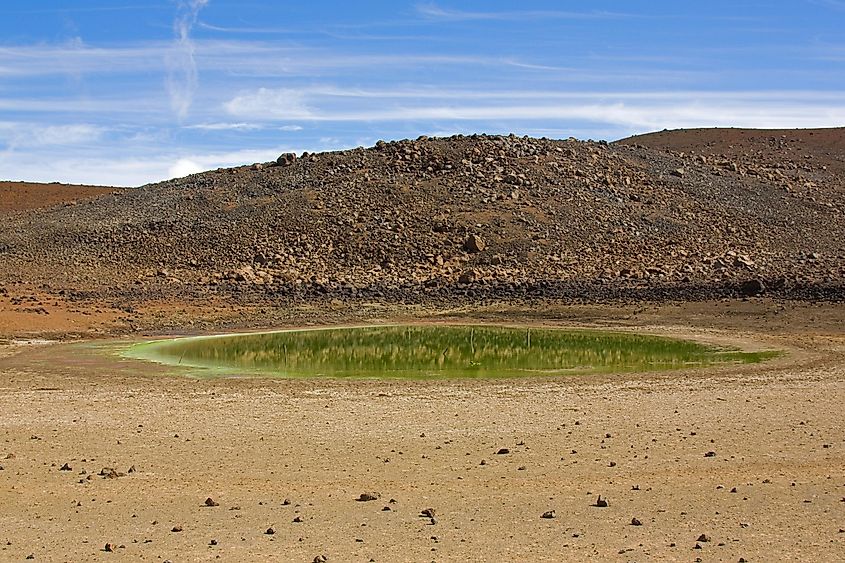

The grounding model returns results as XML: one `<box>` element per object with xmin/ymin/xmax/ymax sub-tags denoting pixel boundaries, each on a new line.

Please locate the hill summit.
<box><xmin>1</xmin><ymin>129</ymin><xmax>843</xmax><ymax>304</ymax></box>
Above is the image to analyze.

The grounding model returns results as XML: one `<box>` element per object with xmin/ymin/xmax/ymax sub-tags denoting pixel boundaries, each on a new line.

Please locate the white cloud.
<box><xmin>0</xmin><ymin>144</ymin><xmax>350</xmax><ymax>187</ymax></box>
<box><xmin>223</xmin><ymin>87</ymin><xmax>845</xmax><ymax>130</ymax></box>
<box><xmin>185</xmin><ymin>122</ymin><xmax>264</xmax><ymax>131</ymax></box>
<box><xmin>0</xmin><ymin>122</ymin><xmax>104</xmax><ymax>148</ymax></box>
<box><xmin>166</xmin><ymin>0</ymin><xmax>209</xmax><ymax>121</ymax></box>
<box><xmin>415</xmin><ymin>2</ymin><xmax>628</xmax><ymax>21</ymax></box>
<box><xmin>225</xmin><ymin>88</ymin><xmax>314</xmax><ymax>120</ymax></box>
<box><xmin>168</xmin><ymin>158</ymin><xmax>204</xmax><ymax>178</ymax></box>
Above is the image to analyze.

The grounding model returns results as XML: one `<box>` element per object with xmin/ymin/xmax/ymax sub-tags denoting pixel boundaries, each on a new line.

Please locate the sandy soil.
<box><xmin>0</xmin><ymin>182</ymin><xmax>120</xmax><ymax>215</ymax></box>
<box><xmin>0</xmin><ymin>301</ymin><xmax>843</xmax><ymax>562</ymax></box>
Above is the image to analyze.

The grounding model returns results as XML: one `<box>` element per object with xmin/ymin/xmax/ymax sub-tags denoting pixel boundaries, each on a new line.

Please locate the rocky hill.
<box><xmin>1</xmin><ymin>129</ymin><xmax>843</xmax><ymax>304</ymax></box>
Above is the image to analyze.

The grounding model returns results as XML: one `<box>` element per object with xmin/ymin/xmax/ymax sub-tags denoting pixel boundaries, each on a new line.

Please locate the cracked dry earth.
<box><xmin>0</xmin><ymin>303</ymin><xmax>843</xmax><ymax>562</ymax></box>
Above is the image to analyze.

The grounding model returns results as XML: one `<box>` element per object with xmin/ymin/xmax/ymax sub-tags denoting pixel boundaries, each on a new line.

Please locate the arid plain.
<box><xmin>1</xmin><ymin>128</ymin><xmax>844</xmax><ymax>561</ymax></box>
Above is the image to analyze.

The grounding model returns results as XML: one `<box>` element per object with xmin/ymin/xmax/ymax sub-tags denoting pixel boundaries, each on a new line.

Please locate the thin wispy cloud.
<box><xmin>166</xmin><ymin>0</ymin><xmax>209</xmax><ymax>121</ymax></box>
<box><xmin>225</xmin><ymin>88</ymin><xmax>314</xmax><ymax>120</ymax></box>
<box><xmin>185</xmin><ymin>122</ymin><xmax>264</xmax><ymax>131</ymax></box>
<box><xmin>416</xmin><ymin>2</ymin><xmax>631</xmax><ymax>22</ymax></box>
<box><xmin>5</xmin><ymin>4</ymin><xmax>168</xmax><ymax>14</ymax></box>
<box><xmin>224</xmin><ymin>86</ymin><xmax>845</xmax><ymax>130</ymax></box>
<box><xmin>808</xmin><ymin>0</ymin><xmax>845</xmax><ymax>9</ymax></box>
<box><xmin>198</xmin><ymin>22</ymin><xmax>298</xmax><ymax>34</ymax></box>
<box><xmin>0</xmin><ymin>122</ymin><xmax>104</xmax><ymax>149</ymax></box>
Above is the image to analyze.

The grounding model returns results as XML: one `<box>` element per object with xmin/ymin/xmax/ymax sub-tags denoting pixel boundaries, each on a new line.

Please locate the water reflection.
<box><xmin>137</xmin><ymin>325</ymin><xmax>774</xmax><ymax>379</ymax></box>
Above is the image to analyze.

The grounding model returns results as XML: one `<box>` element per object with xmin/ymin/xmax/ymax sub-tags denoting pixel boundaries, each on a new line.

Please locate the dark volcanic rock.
<box><xmin>0</xmin><ymin>130</ymin><xmax>843</xmax><ymax>307</ymax></box>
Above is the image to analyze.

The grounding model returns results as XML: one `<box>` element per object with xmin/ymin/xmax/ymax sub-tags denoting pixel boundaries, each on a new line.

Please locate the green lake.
<box><xmin>123</xmin><ymin>325</ymin><xmax>778</xmax><ymax>379</ymax></box>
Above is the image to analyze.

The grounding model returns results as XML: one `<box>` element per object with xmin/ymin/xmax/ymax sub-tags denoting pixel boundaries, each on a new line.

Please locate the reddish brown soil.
<box><xmin>0</xmin><ymin>181</ymin><xmax>120</xmax><ymax>215</ymax></box>
<box><xmin>619</xmin><ymin>127</ymin><xmax>845</xmax><ymax>176</ymax></box>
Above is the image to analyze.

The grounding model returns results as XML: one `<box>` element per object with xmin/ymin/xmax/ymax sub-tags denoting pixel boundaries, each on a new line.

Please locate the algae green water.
<box><xmin>124</xmin><ymin>325</ymin><xmax>778</xmax><ymax>379</ymax></box>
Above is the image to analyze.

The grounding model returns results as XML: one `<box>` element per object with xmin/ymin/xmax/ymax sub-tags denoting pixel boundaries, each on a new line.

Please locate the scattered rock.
<box><xmin>541</xmin><ymin>510</ymin><xmax>556</xmax><ymax>519</ymax></box>
<box><xmin>463</xmin><ymin>234</ymin><xmax>486</xmax><ymax>253</ymax></box>
<box><xmin>420</xmin><ymin>508</ymin><xmax>436</xmax><ymax>518</ymax></box>
<box><xmin>697</xmin><ymin>534</ymin><xmax>710</xmax><ymax>542</ymax></box>
<box><xmin>103</xmin><ymin>543</ymin><xmax>114</xmax><ymax>553</ymax></box>
<box><xmin>59</xmin><ymin>463</ymin><xmax>72</xmax><ymax>471</ymax></box>
<box><xmin>357</xmin><ymin>492</ymin><xmax>380</xmax><ymax>502</ymax></box>
<box><xmin>265</xmin><ymin>527</ymin><xmax>276</xmax><ymax>535</ymax></box>
<box><xmin>171</xmin><ymin>525</ymin><xmax>183</xmax><ymax>532</ymax></box>
<box><xmin>496</xmin><ymin>448</ymin><xmax>510</xmax><ymax>455</ymax></box>
<box><xmin>631</xmin><ymin>517</ymin><xmax>642</xmax><ymax>526</ymax></box>
<box><xmin>704</xmin><ymin>451</ymin><xmax>716</xmax><ymax>458</ymax></box>
<box><xmin>204</xmin><ymin>497</ymin><xmax>219</xmax><ymax>507</ymax></box>
<box><xmin>595</xmin><ymin>496</ymin><xmax>608</xmax><ymax>508</ymax></box>
<box><xmin>276</xmin><ymin>153</ymin><xmax>297</xmax><ymax>167</ymax></box>
<box><xmin>740</xmin><ymin>279</ymin><xmax>765</xmax><ymax>296</ymax></box>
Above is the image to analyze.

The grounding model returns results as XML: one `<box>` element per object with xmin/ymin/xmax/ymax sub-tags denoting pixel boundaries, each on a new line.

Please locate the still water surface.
<box><xmin>125</xmin><ymin>325</ymin><xmax>777</xmax><ymax>379</ymax></box>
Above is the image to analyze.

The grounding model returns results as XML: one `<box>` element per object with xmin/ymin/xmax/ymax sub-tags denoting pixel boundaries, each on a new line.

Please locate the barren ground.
<box><xmin>1</xmin><ymin>130</ymin><xmax>843</xmax><ymax>561</ymax></box>
<box><xmin>1</xmin><ymin>301</ymin><xmax>843</xmax><ymax>562</ymax></box>
<box><xmin>0</xmin><ymin>182</ymin><xmax>119</xmax><ymax>215</ymax></box>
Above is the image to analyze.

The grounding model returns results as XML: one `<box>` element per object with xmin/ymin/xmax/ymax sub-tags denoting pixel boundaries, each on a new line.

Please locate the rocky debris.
<box><xmin>59</xmin><ymin>463</ymin><xmax>71</xmax><ymax>471</ymax></box>
<box><xmin>496</xmin><ymin>448</ymin><xmax>510</xmax><ymax>455</ymax></box>
<box><xmin>171</xmin><ymin>525</ymin><xmax>183</xmax><ymax>532</ymax></box>
<box><xmin>292</xmin><ymin>516</ymin><xmax>304</xmax><ymax>523</ymax></box>
<box><xmin>103</xmin><ymin>543</ymin><xmax>114</xmax><ymax>552</ymax></box>
<box><xmin>704</xmin><ymin>451</ymin><xmax>716</xmax><ymax>458</ymax></box>
<box><xmin>541</xmin><ymin>510</ymin><xmax>556</xmax><ymax>519</ymax></box>
<box><xmin>275</xmin><ymin>153</ymin><xmax>297</xmax><ymax>167</ymax></box>
<box><xmin>594</xmin><ymin>496</ymin><xmax>609</xmax><ymax>508</ymax></box>
<box><xmin>313</xmin><ymin>556</ymin><xmax>328</xmax><ymax>563</ymax></box>
<box><xmin>99</xmin><ymin>467</ymin><xmax>124</xmax><ymax>479</ymax></box>
<box><xmin>420</xmin><ymin>508</ymin><xmax>436</xmax><ymax>518</ymax></box>
<box><xmin>1</xmin><ymin>130</ymin><xmax>843</xmax><ymax>305</ymax></box>
<box><xmin>357</xmin><ymin>492</ymin><xmax>380</xmax><ymax>502</ymax></box>
<box><xmin>697</xmin><ymin>533</ymin><xmax>711</xmax><ymax>542</ymax></box>
<box><xmin>631</xmin><ymin>517</ymin><xmax>642</xmax><ymax>526</ymax></box>
<box><xmin>740</xmin><ymin>278</ymin><xmax>765</xmax><ymax>296</ymax></box>
<box><xmin>265</xmin><ymin>527</ymin><xmax>276</xmax><ymax>535</ymax></box>
<box><xmin>464</xmin><ymin>234</ymin><xmax>486</xmax><ymax>253</ymax></box>
<box><xmin>204</xmin><ymin>497</ymin><xmax>219</xmax><ymax>507</ymax></box>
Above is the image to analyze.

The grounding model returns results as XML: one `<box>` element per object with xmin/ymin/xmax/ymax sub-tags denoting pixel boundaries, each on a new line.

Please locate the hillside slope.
<box><xmin>1</xmin><ymin>131</ymin><xmax>843</xmax><ymax>303</ymax></box>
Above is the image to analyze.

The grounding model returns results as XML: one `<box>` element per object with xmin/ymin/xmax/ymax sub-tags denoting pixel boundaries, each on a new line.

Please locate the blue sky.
<box><xmin>1</xmin><ymin>1</ymin><xmax>843</xmax><ymax>186</ymax></box>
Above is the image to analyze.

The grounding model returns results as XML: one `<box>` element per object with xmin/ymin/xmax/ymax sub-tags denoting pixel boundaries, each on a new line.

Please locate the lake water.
<box><xmin>124</xmin><ymin>325</ymin><xmax>777</xmax><ymax>379</ymax></box>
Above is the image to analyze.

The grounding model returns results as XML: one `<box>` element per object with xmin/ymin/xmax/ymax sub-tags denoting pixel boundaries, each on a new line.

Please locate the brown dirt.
<box><xmin>0</xmin><ymin>181</ymin><xmax>119</xmax><ymax>215</ymax></box>
<box><xmin>618</xmin><ymin>127</ymin><xmax>845</xmax><ymax>177</ymax></box>
<box><xmin>0</xmin><ymin>128</ymin><xmax>843</xmax><ymax>561</ymax></box>
<box><xmin>0</xmin><ymin>301</ymin><xmax>844</xmax><ymax>561</ymax></box>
